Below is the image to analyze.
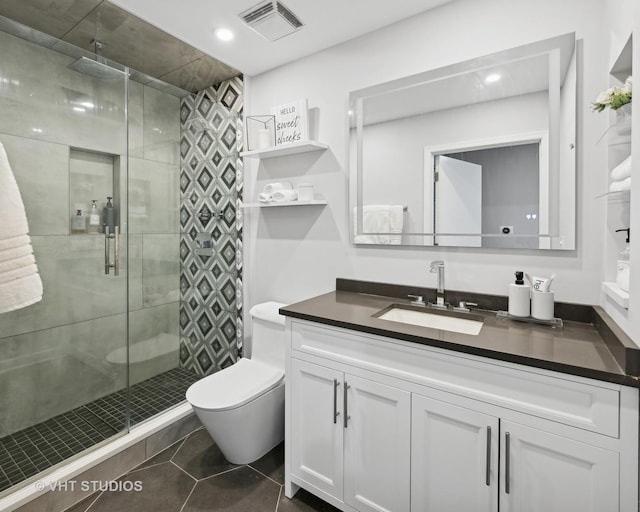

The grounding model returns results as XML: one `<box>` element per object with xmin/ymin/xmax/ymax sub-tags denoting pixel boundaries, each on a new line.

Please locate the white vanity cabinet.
<box><xmin>284</xmin><ymin>318</ymin><xmax>639</xmax><ymax>512</ymax></box>
<box><xmin>411</xmin><ymin>395</ymin><xmax>618</xmax><ymax>512</ymax></box>
<box><xmin>290</xmin><ymin>358</ymin><xmax>411</xmax><ymax>512</ymax></box>
<box><xmin>411</xmin><ymin>394</ymin><xmax>499</xmax><ymax>512</ymax></box>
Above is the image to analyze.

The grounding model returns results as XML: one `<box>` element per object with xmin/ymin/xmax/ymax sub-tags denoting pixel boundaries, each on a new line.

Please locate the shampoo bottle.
<box><xmin>508</xmin><ymin>271</ymin><xmax>530</xmax><ymax>317</ymax></box>
<box><xmin>86</xmin><ymin>200</ymin><xmax>101</xmax><ymax>234</ymax></box>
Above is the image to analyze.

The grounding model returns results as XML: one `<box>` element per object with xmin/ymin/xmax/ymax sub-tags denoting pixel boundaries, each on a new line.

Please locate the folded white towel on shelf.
<box><xmin>610</xmin><ymin>155</ymin><xmax>632</xmax><ymax>181</ymax></box>
<box><xmin>609</xmin><ymin>176</ymin><xmax>631</xmax><ymax>192</ymax></box>
<box><xmin>258</xmin><ymin>192</ymin><xmax>272</xmax><ymax>202</ymax></box>
<box><xmin>0</xmin><ymin>140</ymin><xmax>43</xmax><ymax>314</ymax></box>
<box><xmin>272</xmin><ymin>189</ymin><xmax>298</xmax><ymax>202</ymax></box>
<box><xmin>263</xmin><ymin>182</ymin><xmax>293</xmax><ymax>195</ymax></box>
<box><xmin>353</xmin><ymin>205</ymin><xmax>404</xmax><ymax>244</ymax></box>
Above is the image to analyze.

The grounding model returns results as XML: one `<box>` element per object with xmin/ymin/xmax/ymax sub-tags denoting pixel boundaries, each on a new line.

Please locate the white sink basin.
<box><xmin>376</xmin><ymin>306</ymin><xmax>483</xmax><ymax>335</ymax></box>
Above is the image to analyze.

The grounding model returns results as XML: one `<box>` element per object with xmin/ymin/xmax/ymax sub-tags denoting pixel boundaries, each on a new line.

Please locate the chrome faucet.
<box><xmin>429</xmin><ymin>260</ymin><xmax>446</xmax><ymax>308</ymax></box>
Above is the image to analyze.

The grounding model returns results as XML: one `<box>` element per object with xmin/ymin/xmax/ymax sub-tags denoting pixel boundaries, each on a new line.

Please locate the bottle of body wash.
<box><xmin>508</xmin><ymin>270</ymin><xmax>530</xmax><ymax>317</ymax></box>
<box><xmin>86</xmin><ymin>200</ymin><xmax>101</xmax><ymax>234</ymax></box>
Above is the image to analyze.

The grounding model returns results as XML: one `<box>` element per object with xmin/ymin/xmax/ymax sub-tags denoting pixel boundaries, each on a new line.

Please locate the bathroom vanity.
<box><xmin>281</xmin><ymin>280</ymin><xmax>640</xmax><ymax>512</ymax></box>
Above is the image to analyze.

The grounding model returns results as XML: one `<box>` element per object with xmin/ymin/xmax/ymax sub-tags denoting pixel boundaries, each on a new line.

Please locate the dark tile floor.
<box><xmin>0</xmin><ymin>367</ymin><xmax>200</xmax><ymax>493</ymax></box>
<box><xmin>63</xmin><ymin>428</ymin><xmax>340</xmax><ymax>512</ymax></box>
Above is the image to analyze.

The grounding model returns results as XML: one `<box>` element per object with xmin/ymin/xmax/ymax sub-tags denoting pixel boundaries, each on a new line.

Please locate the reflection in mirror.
<box><xmin>350</xmin><ymin>33</ymin><xmax>578</xmax><ymax>250</ymax></box>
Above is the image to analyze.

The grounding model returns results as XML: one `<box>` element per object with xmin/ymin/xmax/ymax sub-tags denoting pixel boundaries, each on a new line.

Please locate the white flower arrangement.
<box><xmin>591</xmin><ymin>76</ymin><xmax>632</xmax><ymax>112</ymax></box>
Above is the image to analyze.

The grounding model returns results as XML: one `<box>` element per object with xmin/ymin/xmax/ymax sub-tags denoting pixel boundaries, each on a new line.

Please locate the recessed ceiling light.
<box><xmin>215</xmin><ymin>28</ymin><xmax>234</xmax><ymax>42</ymax></box>
<box><xmin>485</xmin><ymin>73</ymin><xmax>501</xmax><ymax>83</ymax></box>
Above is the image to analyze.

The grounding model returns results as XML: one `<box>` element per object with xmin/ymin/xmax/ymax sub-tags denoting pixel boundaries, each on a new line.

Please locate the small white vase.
<box><xmin>615</xmin><ymin>102</ymin><xmax>632</xmax><ymax>136</ymax></box>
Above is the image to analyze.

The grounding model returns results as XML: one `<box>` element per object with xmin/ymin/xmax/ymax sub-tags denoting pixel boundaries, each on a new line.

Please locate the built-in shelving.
<box><xmin>602</xmin><ymin>32</ymin><xmax>632</xmax><ymax>310</ymax></box>
<box><xmin>241</xmin><ymin>198</ymin><xmax>327</xmax><ymax>208</ymax></box>
<box><xmin>240</xmin><ymin>140</ymin><xmax>328</xmax><ymax>159</ymax></box>
<box><xmin>602</xmin><ymin>281</ymin><xmax>629</xmax><ymax>309</ymax></box>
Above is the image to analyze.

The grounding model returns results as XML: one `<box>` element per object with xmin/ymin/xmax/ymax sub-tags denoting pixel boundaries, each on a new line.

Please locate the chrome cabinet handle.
<box><xmin>104</xmin><ymin>226</ymin><xmax>120</xmax><ymax>276</ymax></box>
<box><xmin>505</xmin><ymin>432</ymin><xmax>511</xmax><ymax>494</ymax></box>
<box><xmin>486</xmin><ymin>426</ymin><xmax>491</xmax><ymax>486</ymax></box>
<box><xmin>333</xmin><ymin>379</ymin><xmax>340</xmax><ymax>424</ymax></box>
<box><xmin>343</xmin><ymin>381</ymin><xmax>350</xmax><ymax>428</ymax></box>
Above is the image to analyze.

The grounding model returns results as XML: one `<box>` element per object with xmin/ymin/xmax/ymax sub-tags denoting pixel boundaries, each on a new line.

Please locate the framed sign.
<box><xmin>271</xmin><ymin>99</ymin><xmax>308</xmax><ymax>145</ymax></box>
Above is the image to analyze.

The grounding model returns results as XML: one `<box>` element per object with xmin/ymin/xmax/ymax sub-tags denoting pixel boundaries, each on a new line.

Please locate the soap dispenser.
<box><xmin>508</xmin><ymin>270</ymin><xmax>530</xmax><ymax>317</ymax></box>
<box><xmin>86</xmin><ymin>200</ymin><xmax>101</xmax><ymax>234</ymax></box>
<box><xmin>615</xmin><ymin>228</ymin><xmax>630</xmax><ymax>292</ymax></box>
<box><xmin>71</xmin><ymin>209</ymin><xmax>85</xmax><ymax>234</ymax></box>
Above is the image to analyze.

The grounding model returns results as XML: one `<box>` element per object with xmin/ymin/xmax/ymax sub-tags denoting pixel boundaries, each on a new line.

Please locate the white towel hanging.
<box><xmin>0</xmin><ymin>141</ymin><xmax>43</xmax><ymax>313</ymax></box>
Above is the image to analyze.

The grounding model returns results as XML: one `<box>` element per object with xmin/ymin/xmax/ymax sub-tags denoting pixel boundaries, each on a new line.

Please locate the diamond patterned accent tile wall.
<box><xmin>179</xmin><ymin>76</ymin><xmax>243</xmax><ymax>377</ymax></box>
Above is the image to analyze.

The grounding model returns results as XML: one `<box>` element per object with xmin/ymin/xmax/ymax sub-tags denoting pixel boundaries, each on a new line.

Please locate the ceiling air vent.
<box><xmin>239</xmin><ymin>0</ymin><xmax>304</xmax><ymax>42</ymax></box>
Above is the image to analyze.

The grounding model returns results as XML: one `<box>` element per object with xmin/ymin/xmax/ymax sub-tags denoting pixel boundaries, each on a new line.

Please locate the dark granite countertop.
<box><xmin>280</xmin><ymin>279</ymin><xmax>640</xmax><ymax>388</ymax></box>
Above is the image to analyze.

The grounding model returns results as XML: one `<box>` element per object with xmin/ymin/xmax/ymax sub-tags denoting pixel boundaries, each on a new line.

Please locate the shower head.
<box><xmin>67</xmin><ymin>56</ymin><xmax>127</xmax><ymax>80</ymax></box>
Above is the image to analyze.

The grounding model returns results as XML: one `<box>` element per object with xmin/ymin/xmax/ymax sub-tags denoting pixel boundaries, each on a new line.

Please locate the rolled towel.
<box><xmin>258</xmin><ymin>192</ymin><xmax>272</xmax><ymax>203</ymax></box>
<box><xmin>263</xmin><ymin>182</ymin><xmax>293</xmax><ymax>195</ymax></box>
<box><xmin>611</xmin><ymin>155</ymin><xmax>631</xmax><ymax>181</ymax></box>
<box><xmin>609</xmin><ymin>176</ymin><xmax>631</xmax><ymax>192</ymax></box>
<box><xmin>272</xmin><ymin>189</ymin><xmax>298</xmax><ymax>202</ymax></box>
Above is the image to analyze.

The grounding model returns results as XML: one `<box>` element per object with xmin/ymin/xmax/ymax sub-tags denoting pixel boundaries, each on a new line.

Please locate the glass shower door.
<box><xmin>0</xmin><ymin>22</ymin><xmax>130</xmax><ymax>494</ymax></box>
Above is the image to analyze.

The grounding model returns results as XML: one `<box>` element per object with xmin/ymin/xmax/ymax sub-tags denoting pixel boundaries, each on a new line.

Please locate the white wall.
<box><xmin>243</xmin><ymin>0</ymin><xmax>615</xmax><ymax>336</ymax></box>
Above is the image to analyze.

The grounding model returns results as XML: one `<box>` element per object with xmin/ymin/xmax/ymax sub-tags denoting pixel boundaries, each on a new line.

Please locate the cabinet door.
<box><xmin>500</xmin><ymin>420</ymin><xmax>619</xmax><ymax>512</ymax></box>
<box><xmin>411</xmin><ymin>394</ymin><xmax>499</xmax><ymax>512</ymax></box>
<box><xmin>290</xmin><ymin>358</ymin><xmax>344</xmax><ymax>500</ymax></box>
<box><xmin>343</xmin><ymin>374</ymin><xmax>411</xmax><ymax>512</ymax></box>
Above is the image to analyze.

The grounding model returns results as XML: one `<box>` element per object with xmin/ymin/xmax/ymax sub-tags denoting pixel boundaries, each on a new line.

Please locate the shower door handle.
<box><xmin>105</xmin><ymin>226</ymin><xmax>120</xmax><ymax>276</ymax></box>
<box><xmin>113</xmin><ymin>226</ymin><xmax>119</xmax><ymax>276</ymax></box>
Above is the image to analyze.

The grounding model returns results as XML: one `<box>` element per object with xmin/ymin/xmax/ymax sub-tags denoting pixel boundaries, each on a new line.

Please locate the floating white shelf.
<box><xmin>596</xmin><ymin>189</ymin><xmax>630</xmax><ymax>200</ymax></box>
<box><xmin>240</xmin><ymin>140</ymin><xmax>328</xmax><ymax>159</ymax></box>
<box><xmin>241</xmin><ymin>199</ymin><xmax>327</xmax><ymax>208</ymax></box>
<box><xmin>602</xmin><ymin>281</ymin><xmax>629</xmax><ymax>309</ymax></box>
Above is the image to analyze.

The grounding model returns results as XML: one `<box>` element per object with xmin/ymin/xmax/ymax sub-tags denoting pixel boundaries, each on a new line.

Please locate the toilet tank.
<box><xmin>248</xmin><ymin>302</ymin><xmax>288</xmax><ymax>369</ymax></box>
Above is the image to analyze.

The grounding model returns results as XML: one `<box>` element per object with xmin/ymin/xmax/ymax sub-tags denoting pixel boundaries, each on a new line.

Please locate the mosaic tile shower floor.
<box><xmin>0</xmin><ymin>367</ymin><xmax>199</xmax><ymax>494</ymax></box>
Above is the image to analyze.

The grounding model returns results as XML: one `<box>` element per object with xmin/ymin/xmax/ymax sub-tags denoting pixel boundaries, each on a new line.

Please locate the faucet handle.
<box><xmin>408</xmin><ymin>294</ymin><xmax>425</xmax><ymax>306</ymax></box>
<box><xmin>454</xmin><ymin>301</ymin><xmax>478</xmax><ymax>312</ymax></box>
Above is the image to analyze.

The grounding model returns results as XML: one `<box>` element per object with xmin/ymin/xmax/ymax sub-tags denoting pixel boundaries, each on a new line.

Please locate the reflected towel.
<box><xmin>0</xmin><ymin>141</ymin><xmax>43</xmax><ymax>313</ymax></box>
<box><xmin>353</xmin><ymin>205</ymin><xmax>404</xmax><ymax>244</ymax></box>
<box><xmin>263</xmin><ymin>182</ymin><xmax>293</xmax><ymax>195</ymax></box>
<box><xmin>610</xmin><ymin>155</ymin><xmax>631</xmax><ymax>181</ymax></box>
<box><xmin>272</xmin><ymin>189</ymin><xmax>298</xmax><ymax>202</ymax></box>
<box><xmin>609</xmin><ymin>176</ymin><xmax>631</xmax><ymax>192</ymax></box>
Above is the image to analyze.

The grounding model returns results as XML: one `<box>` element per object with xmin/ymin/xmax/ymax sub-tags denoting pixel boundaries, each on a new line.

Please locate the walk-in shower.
<box><xmin>0</xmin><ymin>14</ymin><xmax>193</xmax><ymax>498</ymax></box>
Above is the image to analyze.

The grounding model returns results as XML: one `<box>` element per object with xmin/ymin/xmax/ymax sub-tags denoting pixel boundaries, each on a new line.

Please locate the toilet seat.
<box><xmin>186</xmin><ymin>358</ymin><xmax>284</xmax><ymax>412</ymax></box>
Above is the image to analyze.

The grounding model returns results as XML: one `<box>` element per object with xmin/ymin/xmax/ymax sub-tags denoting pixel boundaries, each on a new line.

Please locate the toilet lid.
<box><xmin>186</xmin><ymin>358</ymin><xmax>284</xmax><ymax>412</ymax></box>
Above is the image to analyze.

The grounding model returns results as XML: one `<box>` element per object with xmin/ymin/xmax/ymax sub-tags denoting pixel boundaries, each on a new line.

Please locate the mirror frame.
<box><xmin>349</xmin><ymin>32</ymin><xmax>579</xmax><ymax>250</ymax></box>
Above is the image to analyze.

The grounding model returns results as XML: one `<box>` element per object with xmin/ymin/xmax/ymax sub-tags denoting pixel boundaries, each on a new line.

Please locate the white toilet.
<box><xmin>185</xmin><ymin>301</ymin><xmax>287</xmax><ymax>464</ymax></box>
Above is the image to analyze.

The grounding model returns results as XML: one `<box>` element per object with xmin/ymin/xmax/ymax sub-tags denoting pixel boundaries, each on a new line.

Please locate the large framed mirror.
<box><xmin>350</xmin><ymin>33</ymin><xmax>578</xmax><ymax>250</ymax></box>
